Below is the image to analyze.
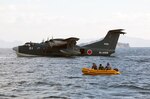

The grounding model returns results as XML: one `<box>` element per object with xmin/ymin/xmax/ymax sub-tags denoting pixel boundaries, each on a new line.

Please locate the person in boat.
<box><xmin>105</xmin><ymin>62</ymin><xmax>112</xmax><ymax>70</ymax></box>
<box><xmin>114</xmin><ymin>68</ymin><xmax>119</xmax><ymax>71</ymax></box>
<box><xmin>99</xmin><ymin>64</ymin><xmax>104</xmax><ymax>70</ymax></box>
<box><xmin>92</xmin><ymin>63</ymin><xmax>97</xmax><ymax>70</ymax></box>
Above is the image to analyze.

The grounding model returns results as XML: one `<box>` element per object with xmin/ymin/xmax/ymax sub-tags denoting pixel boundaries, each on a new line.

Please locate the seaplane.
<box><xmin>13</xmin><ymin>29</ymin><xmax>125</xmax><ymax>57</ymax></box>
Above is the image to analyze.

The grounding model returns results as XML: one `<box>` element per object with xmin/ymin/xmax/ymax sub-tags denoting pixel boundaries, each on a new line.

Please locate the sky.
<box><xmin>0</xmin><ymin>0</ymin><xmax>150</xmax><ymax>44</ymax></box>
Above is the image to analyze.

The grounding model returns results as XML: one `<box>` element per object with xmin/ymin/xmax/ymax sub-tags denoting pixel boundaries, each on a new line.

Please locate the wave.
<box><xmin>125</xmin><ymin>56</ymin><xmax>150</xmax><ymax>63</ymax></box>
<box><xmin>34</xmin><ymin>81</ymin><xmax>61</xmax><ymax>87</ymax></box>
<box><xmin>43</xmin><ymin>96</ymin><xmax>69</xmax><ymax>99</ymax></box>
<box><xmin>110</xmin><ymin>84</ymin><xmax>150</xmax><ymax>91</ymax></box>
<box><xmin>65</xmin><ymin>76</ymin><xmax>82</xmax><ymax>79</ymax></box>
<box><xmin>0</xmin><ymin>94</ymin><xmax>17</xmax><ymax>98</ymax></box>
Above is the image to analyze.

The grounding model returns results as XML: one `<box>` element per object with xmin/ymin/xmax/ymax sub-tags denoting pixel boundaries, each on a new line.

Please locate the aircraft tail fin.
<box><xmin>83</xmin><ymin>29</ymin><xmax>125</xmax><ymax>51</ymax></box>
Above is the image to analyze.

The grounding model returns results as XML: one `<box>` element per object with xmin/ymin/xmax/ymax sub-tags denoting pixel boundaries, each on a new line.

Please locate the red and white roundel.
<box><xmin>87</xmin><ymin>49</ymin><xmax>92</xmax><ymax>55</ymax></box>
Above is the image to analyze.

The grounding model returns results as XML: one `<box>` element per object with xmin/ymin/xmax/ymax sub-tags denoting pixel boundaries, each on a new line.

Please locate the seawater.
<box><xmin>0</xmin><ymin>48</ymin><xmax>150</xmax><ymax>99</ymax></box>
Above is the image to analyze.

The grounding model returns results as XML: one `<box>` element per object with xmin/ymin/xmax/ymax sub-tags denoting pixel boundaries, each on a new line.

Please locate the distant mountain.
<box><xmin>0</xmin><ymin>40</ymin><xmax>23</xmax><ymax>48</ymax></box>
<box><xmin>0</xmin><ymin>36</ymin><xmax>149</xmax><ymax>48</ymax></box>
<box><xmin>78</xmin><ymin>36</ymin><xmax>150</xmax><ymax>47</ymax></box>
<box><xmin>79</xmin><ymin>41</ymin><xmax>130</xmax><ymax>48</ymax></box>
<box><xmin>119</xmin><ymin>36</ymin><xmax>150</xmax><ymax>47</ymax></box>
<box><xmin>117</xmin><ymin>42</ymin><xmax>130</xmax><ymax>48</ymax></box>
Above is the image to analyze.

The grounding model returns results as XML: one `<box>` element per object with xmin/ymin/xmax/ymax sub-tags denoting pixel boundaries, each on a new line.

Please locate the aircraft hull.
<box><xmin>13</xmin><ymin>46</ymin><xmax>114</xmax><ymax>57</ymax></box>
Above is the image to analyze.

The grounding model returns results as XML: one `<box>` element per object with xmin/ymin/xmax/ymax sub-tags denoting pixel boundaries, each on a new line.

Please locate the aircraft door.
<box><xmin>80</xmin><ymin>49</ymin><xmax>85</xmax><ymax>54</ymax></box>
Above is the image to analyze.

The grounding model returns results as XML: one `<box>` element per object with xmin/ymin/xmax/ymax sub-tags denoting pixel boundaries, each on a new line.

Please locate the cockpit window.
<box><xmin>24</xmin><ymin>43</ymin><xmax>30</xmax><ymax>47</ymax></box>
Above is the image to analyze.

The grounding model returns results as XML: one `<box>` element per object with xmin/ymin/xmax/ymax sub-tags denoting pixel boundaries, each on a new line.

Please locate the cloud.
<box><xmin>109</xmin><ymin>12</ymin><xmax>150</xmax><ymax>39</ymax></box>
<box><xmin>114</xmin><ymin>12</ymin><xmax>150</xmax><ymax>21</ymax></box>
<box><xmin>0</xmin><ymin>1</ymin><xmax>150</xmax><ymax>42</ymax></box>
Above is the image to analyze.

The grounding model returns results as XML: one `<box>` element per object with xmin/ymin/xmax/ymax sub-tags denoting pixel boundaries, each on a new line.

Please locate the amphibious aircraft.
<box><xmin>13</xmin><ymin>29</ymin><xmax>125</xmax><ymax>57</ymax></box>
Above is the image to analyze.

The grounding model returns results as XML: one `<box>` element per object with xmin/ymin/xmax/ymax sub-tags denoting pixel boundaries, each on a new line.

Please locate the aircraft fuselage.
<box><xmin>13</xmin><ymin>29</ymin><xmax>125</xmax><ymax>57</ymax></box>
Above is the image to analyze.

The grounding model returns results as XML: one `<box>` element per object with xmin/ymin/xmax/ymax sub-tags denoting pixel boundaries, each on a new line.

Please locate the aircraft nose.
<box><xmin>13</xmin><ymin>46</ymin><xmax>18</xmax><ymax>52</ymax></box>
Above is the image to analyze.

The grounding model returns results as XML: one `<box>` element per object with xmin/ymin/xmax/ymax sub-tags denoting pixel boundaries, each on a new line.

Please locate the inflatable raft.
<box><xmin>82</xmin><ymin>68</ymin><xmax>120</xmax><ymax>75</ymax></box>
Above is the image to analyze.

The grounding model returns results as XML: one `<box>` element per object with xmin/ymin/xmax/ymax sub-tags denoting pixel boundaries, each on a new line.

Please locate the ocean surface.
<box><xmin>0</xmin><ymin>48</ymin><xmax>150</xmax><ymax>99</ymax></box>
